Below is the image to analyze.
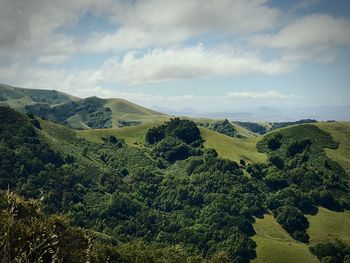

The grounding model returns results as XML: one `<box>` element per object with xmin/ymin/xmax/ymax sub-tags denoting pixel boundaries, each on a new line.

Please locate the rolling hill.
<box><xmin>1</xmin><ymin>85</ymin><xmax>350</xmax><ymax>262</ymax></box>
<box><xmin>0</xmin><ymin>83</ymin><xmax>78</xmax><ymax>109</ymax></box>
<box><xmin>0</xmin><ymin>83</ymin><xmax>165</xmax><ymax>129</ymax></box>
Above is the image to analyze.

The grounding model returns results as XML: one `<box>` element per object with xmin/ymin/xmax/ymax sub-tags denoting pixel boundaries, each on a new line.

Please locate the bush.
<box><xmin>145</xmin><ymin>118</ymin><xmax>202</xmax><ymax>145</ymax></box>
<box><xmin>310</xmin><ymin>239</ymin><xmax>350</xmax><ymax>263</ymax></box>
<box><xmin>286</xmin><ymin>139</ymin><xmax>311</xmax><ymax>157</ymax></box>
<box><xmin>209</xmin><ymin>119</ymin><xmax>237</xmax><ymax>137</ymax></box>
<box><xmin>274</xmin><ymin>205</ymin><xmax>309</xmax><ymax>242</ymax></box>
<box><xmin>267</xmin><ymin>133</ymin><xmax>282</xmax><ymax>150</ymax></box>
<box><xmin>264</xmin><ymin>172</ymin><xmax>288</xmax><ymax>190</ymax></box>
<box><xmin>268</xmin><ymin>155</ymin><xmax>284</xmax><ymax>170</ymax></box>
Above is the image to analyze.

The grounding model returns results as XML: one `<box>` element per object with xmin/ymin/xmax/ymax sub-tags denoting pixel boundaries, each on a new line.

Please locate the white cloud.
<box><xmin>0</xmin><ymin>60</ymin><xmax>298</xmax><ymax>102</ymax></box>
<box><xmin>82</xmin><ymin>27</ymin><xmax>191</xmax><ymax>52</ymax></box>
<box><xmin>0</xmin><ymin>0</ymin><xmax>280</xmax><ymax>61</ymax></box>
<box><xmin>0</xmin><ymin>0</ymin><xmax>113</xmax><ymax>63</ymax></box>
<box><xmin>101</xmin><ymin>46</ymin><xmax>292</xmax><ymax>84</ymax></box>
<box><xmin>0</xmin><ymin>45</ymin><xmax>294</xmax><ymax>89</ymax></box>
<box><xmin>82</xmin><ymin>0</ymin><xmax>279</xmax><ymax>52</ymax></box>
<box><xmin>114</xmin><ymin>0</ymin><xmax>279</xmax><ymax>34</ymax></box>
<box><xmin>252</xmin><ymin>14</ymin><xmax>350</xmax><ymax>49</ymax></box>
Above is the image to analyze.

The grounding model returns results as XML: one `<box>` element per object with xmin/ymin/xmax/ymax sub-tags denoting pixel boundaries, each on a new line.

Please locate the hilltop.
<box><xmin>0</xmin><ymin>83</ymin><xmax>165</xmax><ymax>129</ymax></box>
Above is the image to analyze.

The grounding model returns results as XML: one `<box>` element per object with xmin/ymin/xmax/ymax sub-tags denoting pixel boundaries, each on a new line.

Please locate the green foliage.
<box><xmin>286</xmin><ymin>139</ymin><xmax>311</xmax><ymax>157</ymax></box>
<box><xmin>255</xmin><ymin>124</ymin><xmax>350</xmax><ymax>243</ymax></box>
<box><xmin>310</xmin><ymin>239</ymin><xmax>350</xmax><ymax>263</ymax></box>
<box><xmin>26</xmin><ymin>97</ymin><xmax>112</xmax><ymax>129</ymax></box>
<box><xmin>267</xmin><ymin>133</ymin><xmax>282</xmax><ymax>150</ymax></box>
<box><xmin>236</xmin><ymin>122</ymin><xmax>267</xmax><ymax>134</ymax></box>
<box><xmin>208</xmin><ymin>119</ymin><xmax>237</xmax><ymax>138</ymax></box>
<box><xmin>1</xmin><ymin>106</ymin><xmax>350</xmax><ymax>262</ymax></box>
<box><xmin>274</xmin><ymin>206</ymin><xmax>309</xmax><ymax>242</ymax></box>
<box><xmin>0</xmin><ymin>190</ymin><xmax>90</xmax><ymax>262</ymax></box>
<box><xmin>271</xmin><ymin>119</ymin><xmax>318</xmax><ymax>130</ymax></box>
<box><xmin>146</xmin><ymin>118</ymin><xmax>202</xmax><ymax>145</ymax></box>
<box><xmin>268</xmin><ymin>155</ymin><xmax>284</xmax><ymax>170</ymax></box>
<box><xmin>154</xmin><ymin>136</ymin><xmax>201</xmax><ymax>163</ymax></box>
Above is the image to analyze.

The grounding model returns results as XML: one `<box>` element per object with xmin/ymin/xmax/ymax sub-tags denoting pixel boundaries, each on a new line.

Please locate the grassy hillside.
<box><xmin>2</xmin><ymin>105</ymin><xmax>350</xmax><ymax>262</ymax></box>
<box><xmin>0</xmin><ymin>83</ymin><xmax>77</xmax><ymax>110</ymax></box>
<box><xmin>252</xmin><ymin>214</ymin><xmax>318</xmax><ymax>263</ymax></box>
<box><xmin>77</xmin><ymin>118</ymin><xmax>168</xmax><ymax>146</ymax></box>
<box><xmin>253</xmin><ymin>207</ymin><xmax>350</xmax><ymax>263</ymax></box>
<box><xmin>308</xmin><ymin>207</ymin><xmax>350</xmax><ymax>245</ymax></box>
<box><xmin>200</xmin><ymin>127</ymin><xmax>267</xmax><ymax>163</ymax></box>
<box><xmin>316</xmin><ymin>122</ymin><xmax>350</xmax><ymax>177</ymax></box>
<box><xmin>0</xmin><ymin>83</ymin><xmax>167</xmax><ymax>129</ymax></box>
<box><xmin>77</xmin><ymin>123</ymin><xmax>267</xmax><ymax>164</ymax></box>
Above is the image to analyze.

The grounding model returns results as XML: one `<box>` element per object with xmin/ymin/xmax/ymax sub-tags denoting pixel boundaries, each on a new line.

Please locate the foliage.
<box><xmin>0</xmin><ymin>190</ymin><xmax>90</xmax><ymax>262</ymax></box>
<box><xmin>235</xmin><ymin>122</ymin><xmax>267</xmax><ymax>134</ymax></box>
<box><xmin>255</xmin><ymin>125</ymin><xmax>350</xmax><ymax>242</ymax></box>
<box><xmin>26</xmin><ymin>97</ymin><xmax>112</xmax><ymax>129</ymax></box>
<box><xmin>271</xmin><ymin>119</ymin><xmax>318</xmax><ymax>130</ymax></box>
<box><xmin>1</xmin><ymin>106</ymin><xmax>350</xmax><ymax>262</ymax></box>
<box><xmin>274</xmin><ymin>206</ymin><xmax>309</xmax><ymax>242</ymax></box>
<box><xmin>208</xmin><ymin>119</ymin><xmax>237</xmax><ymax>138</ymax></box>
<box><xmin>146</xmin><ymin>118</ymin><xmax>202</xmax><ymax>145</ymax></box>
<box><xmin>310</xmin><ymin>239</ymin><xmax>350</xmax><ymax>263</ymax></box>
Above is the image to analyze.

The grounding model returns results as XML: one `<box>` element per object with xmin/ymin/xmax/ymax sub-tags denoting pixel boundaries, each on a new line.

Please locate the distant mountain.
<box><xmin>0</xmin><ymin>83</ymin><xmax>165</xmax><ymax>129</ymax></box>
<box><xmin>151</xmin><ymin>105</ymin><xmax>198</xmax><ymax>116</ymax></box>
<box><xmin>153</xmin><ymin>104</ymin><xmax>350</xmax><ymax>122</ymax></box>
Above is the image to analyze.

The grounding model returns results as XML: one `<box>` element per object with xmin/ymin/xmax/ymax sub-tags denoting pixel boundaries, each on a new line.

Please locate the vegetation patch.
<box><xmin>255</xmin><ymin>124</ymin><xmax>350</xmax><ymax>242</ymax></box>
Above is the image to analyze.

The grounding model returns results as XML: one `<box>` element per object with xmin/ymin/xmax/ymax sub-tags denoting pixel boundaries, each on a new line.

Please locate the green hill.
<box><xmin>200</xmin><ymin>127</ymin><xmax>267</xmax><ymax>163</ymax></box>
<box><xmin>0</xmin><ymin>83</ymin><xmax>78</xmax><ymax>110</ymax></box>
<box><xmin>252</xmin><ymin>214</ymin><xmax>318</xmax><ymax>263</ymax></box>
<box><xmin>77</xmin><ymin>120</ymin><xmax>267</xmax><ymax>165</ymax></box>
<box><xmin>106</xmin><ymin>98</ymin><xmax>165</xmax><ymax>127</ymax></box>
<box><xmin>252</xmin><ymin>122</ymin><xmax>350</xmax><ymax>262</ymax></box>
<box><xmin>1</xmin><ymin>98</ymin><xmax>350</xmax><ymax>262</ymax></box>
<box><xmin>316</xmin><ymin>122</ymin><xmax>350</xmax><ymax>177</ymax></box>
<box><xmin>77</xmin><ymin>119</ymin><xmax>168</xmax><ymax>146</ymax></box>
<box><xmin>0</xmin><ymin>83</ymin><xmax>165</xmax><ymax>129</ymax></box>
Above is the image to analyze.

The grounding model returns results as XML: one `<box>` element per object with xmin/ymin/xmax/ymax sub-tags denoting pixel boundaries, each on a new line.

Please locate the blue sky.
<box><xmin>0</xmin><ymin>0</ymin><xmax>350</xmax><ymax>111</ymax></box>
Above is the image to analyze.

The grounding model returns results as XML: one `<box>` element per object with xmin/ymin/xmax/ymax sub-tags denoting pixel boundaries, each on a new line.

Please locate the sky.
<box><xmin>0</xmin><ymin>0</ymin><xmax>350</xmax><ymax>112</ymax></box>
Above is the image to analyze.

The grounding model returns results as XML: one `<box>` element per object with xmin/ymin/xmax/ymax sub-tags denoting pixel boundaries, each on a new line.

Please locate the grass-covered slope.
<box><xmin>316</xmin><ymin>122</ymin><xmax>350</xmax><ymax>177</ymax></box>
<box><xmin>0</xmin><ymin>83</ymin><xmax>167</xmax><ymax>130</ymax></box>
<box><xmin>200</xmin><ymin>127</ymin><xmax>267</xmax><ymax>163</ymax></box>
<box><xmin>77</xmin><ymin>119</ymin><xmax>168</xmax><ymax>146</ymax></box>
<box><xmin>77</xmin><ymin>121</ymin><xmax>267</xmax><ymax>164</ymax></box>
<box><xmin>107</xmin><ymin>99</ymin><xmax>164</xmax><ymax>119</ymax></box>
<box><xmin>254</xmin><ymin>123</ymin><xmax>350</xmax><ymax>261</ymax></box>
<box><xmin>307</xmin><ymin>207</ymin><xmax>350</xmax><ymax>245</ymax></box>
<box><xmin>27</xmin><ymin>96</ymin><xmax>113</xmax><ymax>129</ymax></box>
<box><xmin>0</xmin><ymin>83</ymin><xmax>78</xmax><ymax>110</ymax></box>
<box><xmin>252</xmin><ymin>214</ymin><xmax>318</xmax><ymax>263</ymax></box>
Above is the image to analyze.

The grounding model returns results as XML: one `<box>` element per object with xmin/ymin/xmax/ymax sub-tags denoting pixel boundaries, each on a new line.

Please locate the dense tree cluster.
<box><xmin>146</xmin><ymin>118</ymin><xmax>202</xmax><ymax>145</ymax></box>
<box><xmin>235</xmin><ymin>122</ymin><xmax>267</xmax><ymax>134</ymax></box>
<box><xmin>198</xmin><ymin>119</ymin><xmax>238</xmax><ymax>138</ymax></box>
<box><xmin>256</xmin><ymin>124</ymin><xmax>350</xmax><ymax>241</ymax></box>
<box><xmin>310</xmin><ymin>239</ymin><xmax>350</xmax><ymax>263</ymax></box>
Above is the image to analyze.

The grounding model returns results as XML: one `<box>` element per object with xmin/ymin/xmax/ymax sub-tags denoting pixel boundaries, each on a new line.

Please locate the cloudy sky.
<box><xmin>1</xmin><ymin>0</ymin><xmax>350</xmax><ymax>111</ymax></box>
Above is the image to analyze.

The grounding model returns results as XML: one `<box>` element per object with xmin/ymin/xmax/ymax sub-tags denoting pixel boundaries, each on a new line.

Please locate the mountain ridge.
<box><xmin>0</xmin><ymin>83</ymin><xmax>165</xmax><ymax>129</ymax></box>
